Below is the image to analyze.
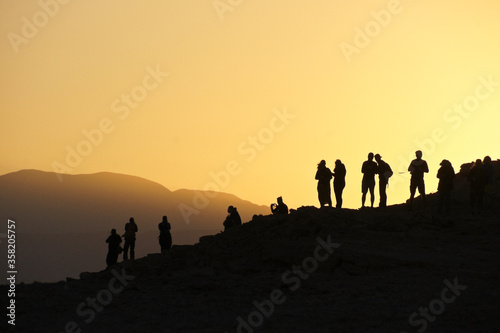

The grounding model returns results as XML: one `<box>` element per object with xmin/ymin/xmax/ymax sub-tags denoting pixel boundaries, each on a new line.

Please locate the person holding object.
<box><xmin>271</xmin><ymin>196</ymin><xmax>289</xmax><ymax>215</ymax></box>
<box><xmin>408</xmin><ymin>150</ymin><xmax>429</xmax><ymax>209</ymax></box>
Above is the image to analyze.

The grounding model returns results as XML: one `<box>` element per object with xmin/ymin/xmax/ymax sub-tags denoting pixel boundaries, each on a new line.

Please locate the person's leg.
<box><xmin>361</xmin><ymin>182</ymin><xmax>367</xmax><ymax>207</ymax></box>
<box><xmin>379</xmin><ymin>180</ymin><xmax>387</xmax><ymax>207</ymax></box>
<box><xmin>409</xmin><ymin>180</ymin><xmax>417</xmax><ymax>209</ymax></box>
<box><xmin>130</xmin><ymin>239</ymin><xmax>135</xmax><ymax>260</ymax></box>
<box><xmin>369</xmin><ymin>184</ymin><xmax>375</xmax><ymax>208</ymax></box>
<box><xmin>123</xmin><ymin>239</ymin><xmax>130</xmax><ymax>260</ymax></box>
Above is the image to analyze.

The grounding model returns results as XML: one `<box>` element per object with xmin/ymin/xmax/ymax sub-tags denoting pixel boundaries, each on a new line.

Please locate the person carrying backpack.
<box><xmin>375</xmin><ymin>154</ymin><xmax>392</xmax><ymax>208</ymax></box>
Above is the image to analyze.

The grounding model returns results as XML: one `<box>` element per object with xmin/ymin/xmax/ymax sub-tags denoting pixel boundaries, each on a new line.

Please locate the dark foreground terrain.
<box><xmin>2</xmin><ymin>202</ymin><xmax>500</xmax><ymax>333</ymax></box>
<box><xmin>2</xmin><ymin>162</ymin><xmax>500</xmax><ymax>333</ymax></box>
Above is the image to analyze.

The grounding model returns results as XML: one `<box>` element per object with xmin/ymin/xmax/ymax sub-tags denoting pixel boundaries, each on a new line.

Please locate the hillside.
<box><xmin>2</xmin><ymin>161</ymin><xmax>500</xmax><ymax>332</ymax></box>
<box><xmin>0</xmin><ymin>170</ymin><xmax>269</xmax><ymax>283</ymax></box>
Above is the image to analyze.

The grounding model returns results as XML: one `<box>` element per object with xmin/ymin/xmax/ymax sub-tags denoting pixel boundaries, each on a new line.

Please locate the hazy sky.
<box><xmin>1</xmin><ymin>0</ymin><xmax>499</xmax><ymax>210</ymax></box>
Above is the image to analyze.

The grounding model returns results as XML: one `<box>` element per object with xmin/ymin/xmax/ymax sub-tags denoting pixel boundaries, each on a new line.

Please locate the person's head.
<box><xmin>374</xmin><ymin>154</ymin><xmax>381</xmax><ymax>162</ymax></box>
<box><xmin>415</xmin><ymin>150</ymin><xmax>423</xmax><ymax>159</ymax></box>
<box><xmin>277</xmin><ymin>196</ymin><xmax>283</xmax><ymax>204</ymax></box>
<box><xmin>483</xmin><ymin>156</ymin><xmax>492</xmax><ymax>164</ymax></box>
<box><xmin>475</xmin><ymin>159</ymin><xmax>482</xmax><ymax>167</ymax></box>
<box><xmin>440</xmin><ymin>159</ymin><xmax>449</xmax><ymax>167</ymax></box>
<box><xmin>368</xmin><ymin>152</ymin><xmax>374</xmax><ymax>161</ymax></box>
<box><xmin>111</xmin><ymin>228</ymin><xmax>117</xmax><ymax>235</ymax></box>
<box><xmin>318</xmin><ymin>160</ymin><xmax>326</xmax><ymax>169</ymax></box>
<box><xmin>227</xmin><ymin>205</ymin><xmax>233</xmax><ymax>213</ymax></box>
<box><xmin>335</xmin><ymin>159</ymin><xmax>342</xmax><ymax>167</ymax></box>
<box><xmin>162</xmin><ymin>216</ymin><xmax>168</xmax><ymax>222</ymax></box>
<box><xmin>129</xmin><ymin>217</ymin><xmax>135</xmax><ymax>223</ymax></box>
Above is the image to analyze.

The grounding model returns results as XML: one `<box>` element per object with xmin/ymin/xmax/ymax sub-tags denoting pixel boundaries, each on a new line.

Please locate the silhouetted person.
<box><xmin>315</xmin><ymin>160</ymin><xmax>333</xmax><ymax>207</ymax></box>
<box><xmin>361</xmin><ymin>153</ymin><xmax>378</xmax><ymax>208</ymax></box>
<box><xmin>408</xmin><ymin>150</ymin><xmax>429</xmax><ymax>209</ymax></box>
<box><xmin>122</xmin><ymin>217</ymin><xmax>138</xmax><ymax>260</ymax></box>
<box><xmin>437</xmin><ymin>159</ymin><xmax>455</xmax><ymax>214</ymax></box>
<box><xmin>375</xmin><ymin>154</ymin><xmax>392</xmax><ymax>208</ymax></box>
<box><xmin>158</xmin><ymin>216</ymin><xmax>172</xmax><ymax>254</ymax></box>
<box><xmin>106</xmin><ymin>229</ymin><xmax>122</xmax><ymax>267</ymax></box>
<box><xmin>223</xmin><ymin>206</ymin><xmax>241</xmax><ymax>231</ymax></box>
<box><xmin>482</xmin><ymin>156</ymin><xmax>495</xmax><ymax>207</ymax></box>
<box><xmin>468</xmin><ymin>159</ymin><xmax>487</xmax><ymax>214</ymax></box>
<box><xmin>271</xmin><ymin>196</ymin><xmax>289</xmax><ymax>215</ymax></box>
<box><xmin>333</xmin><ymin>160</ymin><xmax>346</xmax><ymax>208</ymax></box>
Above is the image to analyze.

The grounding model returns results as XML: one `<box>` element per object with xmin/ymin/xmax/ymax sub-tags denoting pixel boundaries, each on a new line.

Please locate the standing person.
<box><xmin>375</xmin><ymin>154</ymin><xmax>392</xmax><ymax>208</ymax></box>
<box><xmin>106</xmin><ymin>229</ymin><xmax>122</xmax><ymax>267</ymax></box>
<box><xmin>158</xmin><ymin>216</ymin><xmax>172</xmax><ymax>254</ymax></box>
<box><xmin>315</xmin><ymin>160</ymin><xmax>333</xmax><ymax>207</ymax></box>
<box><xmin>122</xmin><ymin>217</ymin><xmax>138</xmax><ymax>260</ymax></box>
<box><xmin>361</xmin><ymin>153</ymin><xmax>378</xmax><ymax>208</ymax></box>
<box><xmin>436</xmin><ymin>159</ymin><xmax>455</xmax><ymax>214</ymax></box>
<box><xmin>482</xmin><ymin>156</ymin><xmax>495</xmax><ymax>207</ymax></box>
<box><xmin>271</xmin><ymin>196</ymin><xmax>289</xmax><ymax>215</ymax></box>
<box><xmin>333</xmin><ymin>159</ymin><xmax>346</xmax><ymax>209</ymax></box>
<box><xmin>408</xmin><ymin>150</ymin><xmax>429</xmax><ymax>209</ymax></box>
<box><xmin>223</xmin><ymin>206</ymin><xmax>241</xmax><ymax>231</ymax></box>
<box><xmin>468</xmin><ymin>159</ymin><xmax>487</xmax><ymax>214</ymax></box>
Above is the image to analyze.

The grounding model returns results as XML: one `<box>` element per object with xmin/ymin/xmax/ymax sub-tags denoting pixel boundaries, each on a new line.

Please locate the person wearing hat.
<box><xmin>122</xmin><ymin>217</ymin><xmax>138</xmax><ymax>260</ymax></box>
<box><xmin>375</xmin><ymin>154</ymin><xmax>393</xmax><ymax>208</ymax></box>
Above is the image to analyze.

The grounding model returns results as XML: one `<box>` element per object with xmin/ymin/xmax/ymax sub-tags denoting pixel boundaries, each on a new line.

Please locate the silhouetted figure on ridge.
<box><xmin>375</xmin><ymin>154</ymin><xmax>392</xmax><ymax>208</ymax></box>
<box><xmin>106</xmin><ymin>229</ymin><xmax>122</xmax><ymax>267</ymax></box>
<box><xmin>223</xmin><ymin>206</ymin><xmax>241</xmax><ymax>231</ymax></box>
<box><xmin>468</xmin><ymin>159</ymin><xmax>487</xmax><ymax>214</ymax></box>
<box><xmin>482</xmin><ymin>156</ymin><xmax>495</xmax><ymax>207</ymax></box>
<box><xmin>122</xmin><ymin>217</ymin><xmax>138</xmax><ymax>260</ymax></box>
<box><xmin>333</xmin><ymin>159</ymin><xmax>346</xmax><ymax>208</ymax></box>
<box><xmin>408</xmin><ymin>150</ymin><xmax>429</xmax><ymax>209</ymax></box>
<box><xmin>437</xmin><ymin>159</ymin><xmax>455</xmax><ymax>214</ymax></box>
<box><xmin>315</xmin><ymin>160</ymin><xmax>333</xmax><ymax>207</ymax></box>
<box><xmin>271</xmin><ymin>196</ymin><xmax>289</xmax><ymax>215</ymax></box>
<box><xmin>361</xmin><ymin>153</ymin><xmax>378</xmax><ymax>208</ymax></box>
<box><xmin>158</xmin><ymin>215</ymin><xmax>172</xmax><ymax>254</ymax></box>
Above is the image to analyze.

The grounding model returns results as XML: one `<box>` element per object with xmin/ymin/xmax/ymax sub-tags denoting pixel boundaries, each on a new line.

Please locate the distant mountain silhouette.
<box><xmin>0</xmin><ymin>170</ymin><xmax>269</xmax><ymax>282</ymax></box>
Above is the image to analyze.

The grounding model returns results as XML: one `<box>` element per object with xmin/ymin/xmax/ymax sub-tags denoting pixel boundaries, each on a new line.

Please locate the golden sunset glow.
<box><xmin>1</xmin><ymin>0</ymin><xmax>499</xmax><ymax>210</ymax></box>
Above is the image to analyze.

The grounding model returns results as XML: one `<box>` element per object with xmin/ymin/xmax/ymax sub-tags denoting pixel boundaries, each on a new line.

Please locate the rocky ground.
<box><xmin>2</xmin><ymin>201</ymin><xmax>500</xmax><ymax>333</ymax></box>
<box><xmin>2</xmin><ymin>161</ymin><xmax>500</xmax><ymax>333</ymax></box>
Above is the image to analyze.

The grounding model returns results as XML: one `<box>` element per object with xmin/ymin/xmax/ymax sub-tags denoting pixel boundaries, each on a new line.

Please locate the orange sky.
<box><xmin>1</xmin><ymin>0</ymin><xmax>499</xmax><ymax>211</ymax></box>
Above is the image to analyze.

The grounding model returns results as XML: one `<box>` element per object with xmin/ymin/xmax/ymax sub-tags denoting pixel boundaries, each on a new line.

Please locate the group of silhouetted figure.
<box><xmin>315</xmin><ymin>150</ymin><xmax>495</xmax><ymax>214</ymax></box>
<box><xmin>104</xmin><ymin>151</ymin><xmax>494</xmax><ymax>268</ymax></box>
<box><xmin>105</xmin><ymin>216</ymin><xmax>172</xmax><ymax>268</ymax></box>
